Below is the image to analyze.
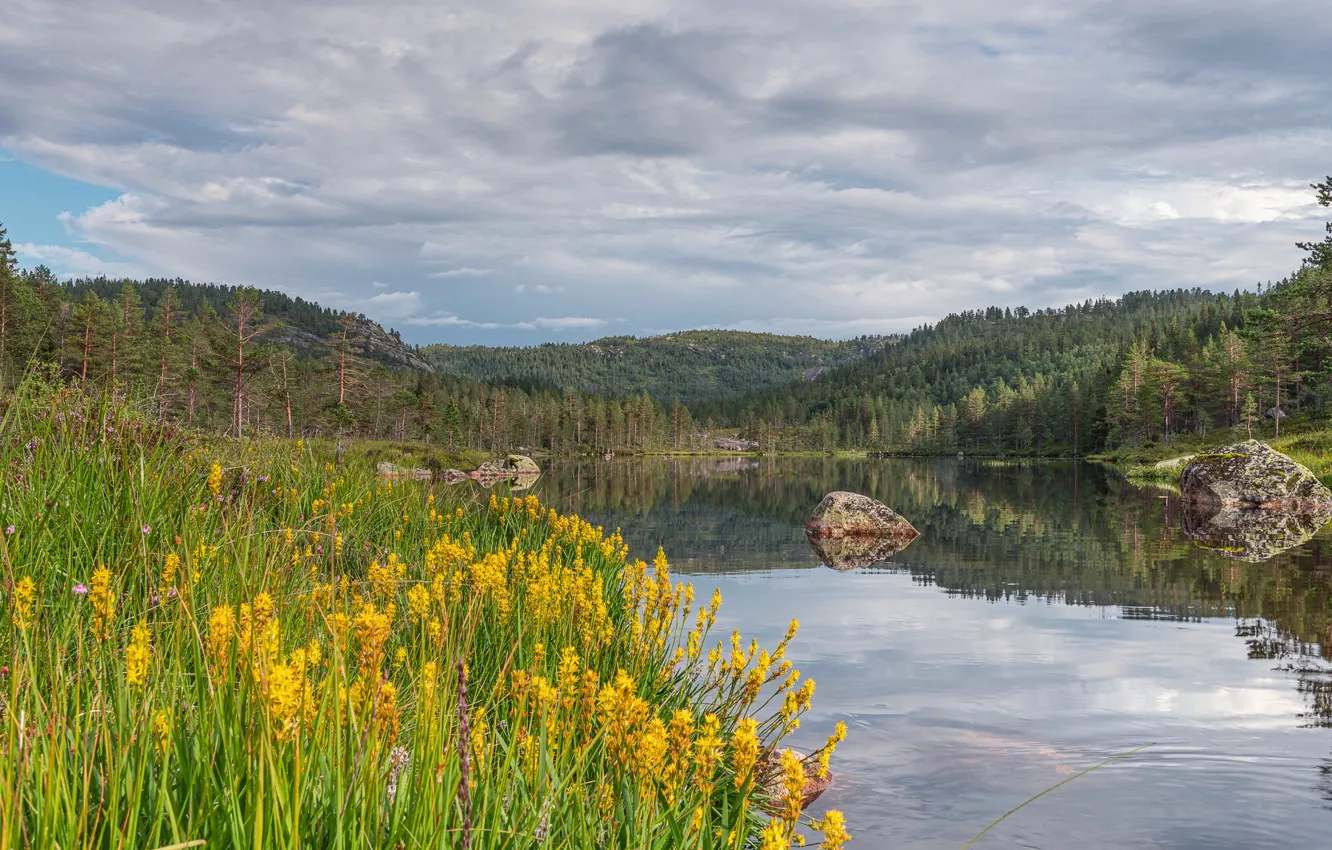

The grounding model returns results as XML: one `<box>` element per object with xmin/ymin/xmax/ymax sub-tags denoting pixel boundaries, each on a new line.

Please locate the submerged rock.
<box><xmin>805</xmin><ymin>491</ymin><xmax>919</xmax><ymax>540</ymax></box>
<box><xmin>1179</xmin><ymin>440</ymin><xmax>1332</xmax><ymax>509</ymax></box>
<box><xmin>375</xmin><ymin>461</ymin><xmax>431</xmax><ymax>481</ymax></box>
<box><xmin>1183</xmin><ymin>502</ymin><xmax>1332</xmax><ymax>562</ymax></box>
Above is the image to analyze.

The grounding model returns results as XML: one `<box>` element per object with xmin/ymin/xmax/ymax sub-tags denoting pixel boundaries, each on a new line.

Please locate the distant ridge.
<box><xmin>422</xmin><ymin>329</ymin><xmax>888</xmax><ymax>406</ymax></box>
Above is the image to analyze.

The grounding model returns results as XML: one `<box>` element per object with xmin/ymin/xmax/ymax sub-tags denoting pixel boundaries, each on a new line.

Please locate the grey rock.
<box><xmin>503</xmin><ymin>454</ymin><xmax>541</xmax><ymax>475</ymax></box>
<box><xmin>1179</xmin><ymin>440</ymin><xmax>1332</xmax><ymax>508</ymax></box>
<box><xmin>805</xmin><ymin>491</ymin><xmax>919</xmax><ymax>540</ymax></box>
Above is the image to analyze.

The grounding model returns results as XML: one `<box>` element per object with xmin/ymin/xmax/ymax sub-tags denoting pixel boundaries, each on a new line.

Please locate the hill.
<box><xmin>422</xmin><ymin>330</ymin><xmax>886</xmax><ymax>406</ymax></box>
<box><xmin>699</xmin><ymin>289</ymin><xmax>1259</xmax><ymax>454</ymax></box>
<box><xmin>64</xmin><ymin>276</ymin><xmax>433</xmax><ymax>372</ymax></box>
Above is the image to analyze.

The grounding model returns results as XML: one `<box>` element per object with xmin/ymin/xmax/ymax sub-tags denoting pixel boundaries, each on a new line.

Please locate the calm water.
<box><xmin>532</xmin><ymin>457</ymin><xmax>1332</xmax><ymax>849</ymax></box>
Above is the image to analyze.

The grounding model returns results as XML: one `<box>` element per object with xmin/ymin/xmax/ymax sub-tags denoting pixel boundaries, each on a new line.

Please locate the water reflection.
<box><xmin>532</xmin><ymin>456</ymin><xmax>1332</xmax><ymax>848</ymax></box>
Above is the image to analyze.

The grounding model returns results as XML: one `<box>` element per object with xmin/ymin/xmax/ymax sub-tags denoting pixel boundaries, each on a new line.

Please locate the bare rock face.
<box><xmin>805</xmin><ymin>491</ymin><xmax>918</xmax><ymax>570</ymax></box>
<box><xmin>1179</xmin><ymin>440</ymin><xmax>1332</xmax><ymax>508</ymax></box>
<box><xmin>806</xmin><ymin>491</ymin><xmax>919</xmax><ymax>540</ymax></box>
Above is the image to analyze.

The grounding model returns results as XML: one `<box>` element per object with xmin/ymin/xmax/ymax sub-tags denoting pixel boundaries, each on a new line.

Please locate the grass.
<box><xmin>0</xmin><ymin>376</ymin><xmax>848</xmax><ymax>850</ymax></box>
<box><xmin>1100</xmin><ymin>418</ymin><xmax>1332</xmax><ymax>489</ymax></box>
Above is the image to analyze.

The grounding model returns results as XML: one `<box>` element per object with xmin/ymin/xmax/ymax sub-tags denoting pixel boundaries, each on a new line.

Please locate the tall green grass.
<box><xmin>0</xmin><ymin>377</ymin><xmax>847</xmax><ymax>849</ymax></box>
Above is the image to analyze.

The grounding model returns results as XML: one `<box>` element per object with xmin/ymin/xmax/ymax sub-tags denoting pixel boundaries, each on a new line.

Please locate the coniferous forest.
<box><xmin>2</xmin><ymin>178</ymin><xmax>1332</xmax><ymax>458</ymax></box>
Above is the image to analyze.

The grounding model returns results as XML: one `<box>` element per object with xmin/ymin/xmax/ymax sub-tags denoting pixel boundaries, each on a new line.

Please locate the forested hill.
<box><xmin>699</xmin><ymin>289</ymin><xmax>1262</xmax><ymax>454</ymax></box>
<box><xmin>422</xmin><ymin>330</ymin><xmax>885</xmax><ymax>406</ymax></box>
<box><xmin>63</xmin><ymin>275</ymin><xmax>432</xmax><ymax>372</ymax></box>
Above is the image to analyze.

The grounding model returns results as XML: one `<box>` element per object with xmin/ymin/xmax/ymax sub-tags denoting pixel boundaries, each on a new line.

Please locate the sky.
<box><xmin>1</xmin><ymin>0</ymin><xmax>1330</xmax><ymax>346</ymax></box>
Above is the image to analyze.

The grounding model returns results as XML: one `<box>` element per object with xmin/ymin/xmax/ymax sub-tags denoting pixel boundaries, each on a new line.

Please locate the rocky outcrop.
<box><xmin>805</xmin><ymin>491</ymin><xmax>918</xmax><ymax>570</ymax></box>
<box><xmin>376</xmin><ymin>461</ymin><xmax>431</xmax><ymax>481</ymax></box>
<box><xmin>1179</xmin><ymin>440</ymin><xmax>1332</xmax><ymax>509</ymax></box>
<box><xmin>1183</xmin><ymin>503</ymin><xmax>1332</xmax><ymax>562</ymax></box>
<box><xmin>352</xmin><ymin>316</ymin><xmax>434</xmax><ymax>372</ymax></box>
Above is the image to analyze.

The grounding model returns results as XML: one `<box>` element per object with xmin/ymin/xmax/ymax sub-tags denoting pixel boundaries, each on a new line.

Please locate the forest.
<box><xmin>423</xmin><ymin>331</ymin><xmax>883</xmax><ymax>407</ymax></box>
<box><xmin>3</xmin><ymin>177</ymin><xmax>1332</xmax><ymax>458</ymax></box>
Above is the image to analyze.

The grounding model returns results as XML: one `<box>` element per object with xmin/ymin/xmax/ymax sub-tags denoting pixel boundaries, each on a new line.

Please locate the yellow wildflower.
<box><xmin>12</xmin><ymin>575</ymin><xmax>35</xmax><ymax>630</ymax></box>
<box><xmin>153</xmin><ymin>710</ymin><xmax>171</xmax><ymax>755</ymax></box>
<box><xmin>731</xmin><ymin>717</ymin><xmax>759</xmax><ymax>790</ymax></box>
<box><xmin>207</xmin><ymin>463</ymin><xmax>223</xmax><ymax>498</ymax></box>
<box><xmin>814</xmin><ymin>810</ymin><xmax>850</xmax><ymax>850</ymax></box>
<box><xmin>207</xmin><ymin>604</ymin><xmax>236</xmax><ymax>667</ymax></box>
<box><xmin>89</xmin><ymin>566</ymin><xmax>116</xmax><ymax>642</ymax></box>
<box><xmin>125</xmin><ymin>619</ymin><xmax>151</xmax><ymax>687</ymax></box>
<box><xmin>161</xmin><ymin>552</ymin><xmax>180</xmax><ymax>589</ymax></box>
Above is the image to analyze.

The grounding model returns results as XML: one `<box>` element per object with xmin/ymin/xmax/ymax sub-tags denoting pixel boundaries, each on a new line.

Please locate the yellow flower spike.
<box><xmin>731</xmin><ymin>717</ymin><xmax>759</xmax><ymax>790</ymax></box>
<box><xmin>207</xmin><ymin>604</ymin><xmax>236</xmax><ymax>667</ymax></box>
<box><xmin>153</xmin><ymin>710</ymin><xmax>171</xmax><ymax>755</ymax></box>
<box><xmin>406</xmin><ymin>585</ymin><xmax>430</xmax><ymax>623</ymax></box>
<box><xmin>814</xmin><ymin>810</ymin><xmax>851</xmax><ymax>850</ymax></box>
<box><xmin>89</xmin><ymin>566</ymin><xmax>116</xmax><ymax>642</ymax></box>
<box><xmin>207</xmin><ymin>463</ymin><xmax>223</xmax><ymax>498</ymax></box>
<box><xmin>125</xmin><ymin>619</ymin><xmax>152</xmax><ymax>687</ymax></box>
<box><xmin>779</xmin><ymin>748</ymin><xmax>805</xmax><ymax>823</ymax></box>
<box><xmin>757</xmin><ymin>820</ymin><xmax>788</xmax><ymax>850</ymax></box>
<box><xmin>11</xmin><ymin>575</ymin><xmax>36</xmax><ymax>630</ymax></box>
<box><xmin>160</xmin><ymin>553</ymin><xmax>180</xmax><ymax>589</ymax></box>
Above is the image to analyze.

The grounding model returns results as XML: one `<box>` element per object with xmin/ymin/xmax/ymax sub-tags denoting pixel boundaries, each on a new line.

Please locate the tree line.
<box><xmin>5</xmin><ymin>176</ymin><xmax>1332</xmax><ymax>457</ymax></box>
<box><xmin>0</xmin><ymin>231</ymin><xmax>716</xmax><ymax>455</ymax></box>
<box><xmin>700</xmin><ymin>179</ymin><xmax>1332</xmax><ymax>456</ymax></box>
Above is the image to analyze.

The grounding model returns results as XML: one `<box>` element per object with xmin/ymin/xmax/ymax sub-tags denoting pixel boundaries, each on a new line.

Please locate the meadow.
<box><xmin>0</xmin><ymin>377</ymin><xmax>847</xmax><ymax>849</ymax></box>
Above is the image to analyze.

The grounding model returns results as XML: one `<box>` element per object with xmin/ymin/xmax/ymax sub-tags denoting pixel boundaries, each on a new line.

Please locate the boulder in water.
<box><xmin>504</xmin><ymin>454</ymin><xmax>541</xmax><ymax>475</ymax></box>
<box><xmin>805</xmin><ymin>491</ymin><xmax>919</xmax><ymax>540</ymax></box>
<box><xmin>1179</xmin><ymin>440</ymin><xmax>1332</xmax><ymax>508</ymax></box>
<box><xmin>805</xmin><ymin>491</ymin><xmax>918</xmax><ymax>570</ymax></box>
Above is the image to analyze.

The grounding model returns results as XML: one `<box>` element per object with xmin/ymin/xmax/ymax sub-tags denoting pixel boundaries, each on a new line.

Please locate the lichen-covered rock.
<box><xmin>808</xmin><ymin>533</ymin><xmax>915</xmax><ymax>571</ymax></box>
<box><xmin>1179</xmin><ymin>440</ymin><xmax>1332</xmax><ymax>508</ymax></box>
<box><xmin>805</xmin><ymin>491</ymin><xmax>919</xmax><ymax>540</ymax></box>
<box><xmin>470</xmin><ymin>462</ymin><xmax>504</xmax><ymax>479</ymax></box>
<box><xmin>1183</xmin><ymin>503</ymin><xmax>1332</xmax><ymax>562</ymax></box>
<box><xmin>504</xmin><ymin>454</ymin><xmax>541</xmax><ymax>475</ymax></box>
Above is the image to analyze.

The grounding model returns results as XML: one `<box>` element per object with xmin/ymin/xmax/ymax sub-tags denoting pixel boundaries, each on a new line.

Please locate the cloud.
<box><xmin>14</xmin><ymin>242</ymin><xmax>145</xmax><ymax>279</ymax></box>
<box><xmin>1</xmin><ymin>0</ymin><xmax>1329</xmax><ymax>344</ymax></box>
<box><xmin>532</xmin><ymin>316</ymin><xmax>607</xmax><ymax>330</ymax></box>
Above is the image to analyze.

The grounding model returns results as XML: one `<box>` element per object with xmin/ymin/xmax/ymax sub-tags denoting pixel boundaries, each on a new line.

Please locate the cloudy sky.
<box><xmin>2</xmin><ymin>0</ymin><xmax>1329</xmax><ymax>345</ymax></box>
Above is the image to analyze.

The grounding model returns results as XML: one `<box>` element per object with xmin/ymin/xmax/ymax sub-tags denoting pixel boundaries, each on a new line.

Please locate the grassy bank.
<box><xmin>1096</xmin><ymin>418</ymin><xmax>1332</xmax><ymax>488</ymax></box>
<box><xmin>0</xmin><ymin>378</ymin><xmax>847</xmax><ymax>849</ymax></box>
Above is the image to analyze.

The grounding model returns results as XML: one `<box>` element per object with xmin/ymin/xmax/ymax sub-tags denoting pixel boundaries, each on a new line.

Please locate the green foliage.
<box><xmin>423</xmin><ymin>330</ymin><xmax>883</xmax><ymax>407</ymax></box>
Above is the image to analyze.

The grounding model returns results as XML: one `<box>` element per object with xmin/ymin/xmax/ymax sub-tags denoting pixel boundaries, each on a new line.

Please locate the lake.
<box><xmin>532</xmin><ymin>456</ymin><xmax>1332</xmax><ymax>849</ymax></box>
